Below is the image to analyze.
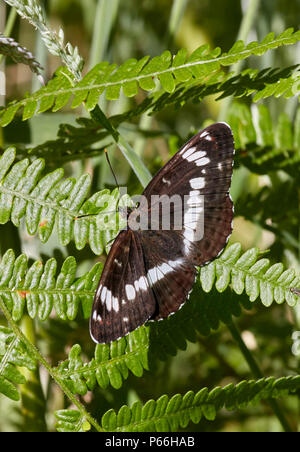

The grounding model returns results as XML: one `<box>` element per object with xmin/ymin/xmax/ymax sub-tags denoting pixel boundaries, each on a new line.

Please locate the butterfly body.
<box><xmin>90</xmin><ymin>122</ymin><xmax>235</xmax><ymax>344</ymax></box>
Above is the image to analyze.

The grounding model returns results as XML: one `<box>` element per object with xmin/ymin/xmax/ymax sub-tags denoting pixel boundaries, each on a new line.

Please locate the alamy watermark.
<box><xmin>90</xmin><ymin>187</ymin><xmax>205</xmax><ymax>241</ymax></box>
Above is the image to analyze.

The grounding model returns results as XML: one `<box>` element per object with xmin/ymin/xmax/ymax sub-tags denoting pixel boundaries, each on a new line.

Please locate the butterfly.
<box><xmin>90</xmin><ymin>122</ymin><xmax>235</xmax><ymax>343</ymax></box>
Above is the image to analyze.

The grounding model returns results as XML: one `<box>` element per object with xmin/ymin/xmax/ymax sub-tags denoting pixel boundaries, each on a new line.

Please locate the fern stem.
<box><xmin>0</xmin><ymin>296</ymin><xmax>103</xmax><ymax>432</ymax></box>
<box><xmin>3</xmin><ymin>4</ymin><xmax>17</xmax><ymax>36</ymax></box>
<box><xmin>165</xmin><ymin>0</ymin><xmax>188</xmax><ymax>50</ymax></box>
<box><xmin>227</xmin><ymin>319</ymin><xmax>293</xmax><ymax>432</ymax></box>
<box><xmin>91</xmin><ymin>105</ymin><xmax>152</xmax><ymax>187</ymax></box>
<box><xmin>218</xmin><ymin>0</ymin><xmax>260</xmax><ymax>121</ymax></box>
<box><xmin>134</xmin><ymin>0</ymin><xmax>188</xmax><ymax>158</ymax></box>
<box><xmin>88</xmin><ymin>0</ymin><xmax>119</xmax><ymax>70</ymax></box>
<box><xmin>0</xmin><ymin>0</ymin><xmax>18</xmax><ymax>67</ymax></box>
<box><xmin>20</xmin><ymin>315</ymin><xmax>47</xmax><ymax>431</ymax></box>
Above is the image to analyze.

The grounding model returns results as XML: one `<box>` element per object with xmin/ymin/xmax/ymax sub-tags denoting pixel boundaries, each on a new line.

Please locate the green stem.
<box><xmin>218</xmin><ymin>0</ymin><xmax>260</xmax><ymax>121</ymax></box>
<box><xmin>165</xmin><ymin>0</ymin><xmax>188</xmax><ymax>49</ymax></box>
<box><xmin>117</xmin><ymin>133</ymin><xmax>152</xmax><ymax>187</ymax></box>
<box><xmin>134</xmin><ymin>0</ymin><xmax>188</xmax><ymax>158</ymax></box>
<box><xmin>91</xmin><ymin>105</ymin><xmax>152</xmax><ymax>187</ymax></box>
<box><xmin>3</xmin><ymin>5</ymin><xmax>17</xmax><ymax>36</ymax></box>
<box><xmin>227</xmin><ymin>319</ymin><xmax>293</xmax><ymax>432</ymax></box>
<box><xmin>0</xmin><ymin>296</ymin><xmax>103</xmax><ymax>432</ymax></box>
<box><xmin>89</xmin><ymin>0</ymin><xmax>121</xmax><ymax>186</ymax></box>
<box><xmin>89</xmin><ymin>0</ymin><xmax>120</xmax><ymax>70</ymax></box>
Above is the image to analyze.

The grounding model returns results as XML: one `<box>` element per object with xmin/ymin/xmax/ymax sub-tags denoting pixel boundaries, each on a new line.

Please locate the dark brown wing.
<box><xmin>90</xmin><ymin>230</ymin><xmax>156</xmax><ymax>343</ymax></box>
<box><xmin>139</xmin><ymin>122</ymin><xmax>234</xmax><ymax>267</ymax></box>
<box><xmin>90</xmin><ymin>123</ymin><xmax>235</xmax><ymax>342</ymax></box>
<box><xmin>139</xmin><ymin>229</ymin><xmax>197</xmax><ymax>320</ymax></box>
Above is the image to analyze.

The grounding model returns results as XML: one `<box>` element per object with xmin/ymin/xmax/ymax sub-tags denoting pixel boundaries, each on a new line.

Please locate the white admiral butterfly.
<box><xmin>90</xmin><ymin>122</ymin><xmax>235</xmax><ymax>343</ymax></box>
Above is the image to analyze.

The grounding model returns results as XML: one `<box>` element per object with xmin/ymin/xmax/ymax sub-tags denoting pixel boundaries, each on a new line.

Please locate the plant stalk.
<box><xmin>91</xmin><ymin>105</ymin><xmax>152</xmax><ymax>187</ymax></box>
<box><xmin>218</xmin><ymin>0</ymin><xmax>260</xmax><ymax>121</ymax></box>
<box><xmin>0</xmin><ymin>296</ymin><xmax>103</xmax><ymax>432</ymax></box>
<box><xmin>227</xmin><ymin>319</ymin><xmax>293</xmax><ymax>432</ymax></box>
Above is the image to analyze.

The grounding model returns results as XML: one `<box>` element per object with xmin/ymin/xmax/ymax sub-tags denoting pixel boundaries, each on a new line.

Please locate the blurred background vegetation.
<box><xmin>0</xmin><ymin>0</ymin><xmax>299</xmax><ymax>432</ymax></box>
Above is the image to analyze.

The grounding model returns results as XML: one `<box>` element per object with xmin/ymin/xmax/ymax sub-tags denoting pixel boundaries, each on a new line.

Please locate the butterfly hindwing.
<box><xmin>90</xmin><ymin>230</ymin><xmax>156</xmax><ymax>343</ymax></box>
<box><xmin>140</xmin><ymin>229</ymin><xmax>197</xmax><ymax>320</ymax></box>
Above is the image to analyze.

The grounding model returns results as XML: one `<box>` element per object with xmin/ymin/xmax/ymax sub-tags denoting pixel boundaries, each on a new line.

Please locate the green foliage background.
<box><xmin>0</xmin><ymin>0</ymin><xmax>299</xmax><ymax>432</ymax></box>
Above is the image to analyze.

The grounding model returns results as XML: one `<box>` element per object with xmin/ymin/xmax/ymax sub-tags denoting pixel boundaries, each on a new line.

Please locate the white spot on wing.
<box><xmin>181</xmin><ymin>146</ymin><xmax>196</xmax><ymax>159</ymax></box>
<box><xmin>186</xmin><ymin>150</ymin><xmax>206</xmax><ymax>162</ymax></box>
<box><xmin>168</xmin><ymin>259</ymin><xmax>183</xmax><ymax>269</ymax></box>
<box><xmin>179</xmin><ymin>143</ymin><xmax>190</xmax><ymax>154</ymax></box>
<box><xmin>183</xmin><ymin>238</ymin><xmax>192</xmax><ymax>254</ymax></box>
<box><xmin>183</xmin><ymin>228</ymin><xmax>195</xmax><ymax>241</ymax></box>
<box><xmin>101</xmin><ymin>286</ymin><xmax>107</xmax><ymax>303</ymax></box>
<box><xmin>106</xmin><ymin>290</ymin><xmax>112</xmax><ymax>311</ymax></box>
<box><xmin>147</xmin><ymin>267</ymin><xmax>161</xmax><ymax>285</ymax></box>
<box><xmin>195</xmin><ymin>157</ymin><xmax>210</xmax><ymax>166</ymax></box>
<box><xmin>187</xmin><ymin>194</ymin><xmax>202</xmax><ymax>205</ymax></box>
<box><xmin>112</xmin><ymin>296</ymin><xmax>119</xmax><ymax>312</ymax></box>
<box><xmin>133</xmin><ymin>275</ymin><xmax>149</xmax><ymax>292</ymax></box>
<box><xmin>200</xmin><ymin>131</ymin><xmax>209</xmax><ymax>138</ymax></box>
<box><xmin>125</xmin><ymin>284</ymin><xmax>136</xmax><ymax>300</ymax></box>
<box><xmin>96</xmin><ymin>284</ymin><xmax>102</xmax><ymax>298</ymax></box>
<box><xmin>190</xmin><ymin>177</ymin><xmax>205</xmax><ymax>189</ymax></box>
<box><xmin>138</xmin><ymin>275</ymin><xmax>148</xmax><ymax>291</ymax></box>
<box><xmin>147</xmin><ymin>259</ymin><xmax>183</xmax><ymax>286</ymax></box>
<box><xmin>114</xmin><ymin>258</ymin><xmax>122</xmax><ymax>268</ymax></box>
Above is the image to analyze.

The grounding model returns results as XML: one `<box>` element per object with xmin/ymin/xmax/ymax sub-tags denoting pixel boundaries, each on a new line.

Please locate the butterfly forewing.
<box><xmin>139</xmin><ymin>122</ymin><xmax>234</xmax><ymax>266</ymax></box>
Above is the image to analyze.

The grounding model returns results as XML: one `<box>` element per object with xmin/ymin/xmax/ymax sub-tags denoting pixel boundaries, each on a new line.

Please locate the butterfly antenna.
<box><xmin>104</xmin><ymin>148</ymin><xmax>122</xmax><ymax>214</ymax></box>
<box><xmin>105</xmin><ymin>148</ymin><xmax>120</xmax><ymax>190</ymax></box>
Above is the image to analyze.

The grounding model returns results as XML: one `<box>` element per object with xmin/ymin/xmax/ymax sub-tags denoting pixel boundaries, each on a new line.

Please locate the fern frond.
<box><xmin>55</xmin><ymin>287</ymin><xmax>252</xmax><ymax>395</ymax></box>
<box><xmin>55</xmin><ymin>375</ymin><xmax>300</xmax><ymax>432</ymax></box>
<box><xmin>27</xmin><ymin>119</ymin><xmax>112</xmax><ymax>164</ymax></box>
<box><xmin>142</xmin><ymin>65</ymin><xmax>300</xmax><ymax>115</ymax></box>
<box><xmin>0</xmin><ymin>326</ymin><xmax>36</xmax><ymax>401</ymax></box>
<box><xmin>235</xmin><ymin>180</ymin><xmax>299</xmax><ymax>255</ymax></box>
<box><xmin>1</xmin><ymin>28</ymin><xmax>300</xmax><ymax>126</ymax></box>
<box><xmin>200</xmin><ymin>243</ymin><xmax>300</xmax><ymax>307</ymax></box>
<box><xmin>55</xmin><ymin>242</ymin><xmax>299</xmax><ymax>395</ymax></box>
<box><xmin>55</xmin><ymin>410</ymin><xmax>91</xmax><ymax>432</ymax></box>
<box><xmin>56</xmin><ymin>329</ymin><xmax>150</xmax><ymax>393</ymax></box>
<box><xmin>55</xmin><ymin>291</ymin><xmax>238</xmax><ymax>394</ymax></box>
<box><xmin>21</xmin><ymin>95</ymin><xmax>300</xmax><ymax>177</ymax></box>
<box><xmin>0</xmin><ymin>148</ymin><xmax>121</xmax><ymax>254</ymax></box>
<box><xmin>229</xmin><ymin>103</ymin><xmax>300</xmax><ymax>179</ymax></box>
<box><xmin>0</xmin><ymin>249</ymin><xmax>101</xmax><ymax>321</ymax></box>
<box><xmin>253</xmin><ymin>69</ymin><xmax>300</xmax><ymax>101</ymax></box>
<box><xmin>1</xmin><ymin>242</ymin><xmax>297</xmax><ymax>391</ymax></box>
